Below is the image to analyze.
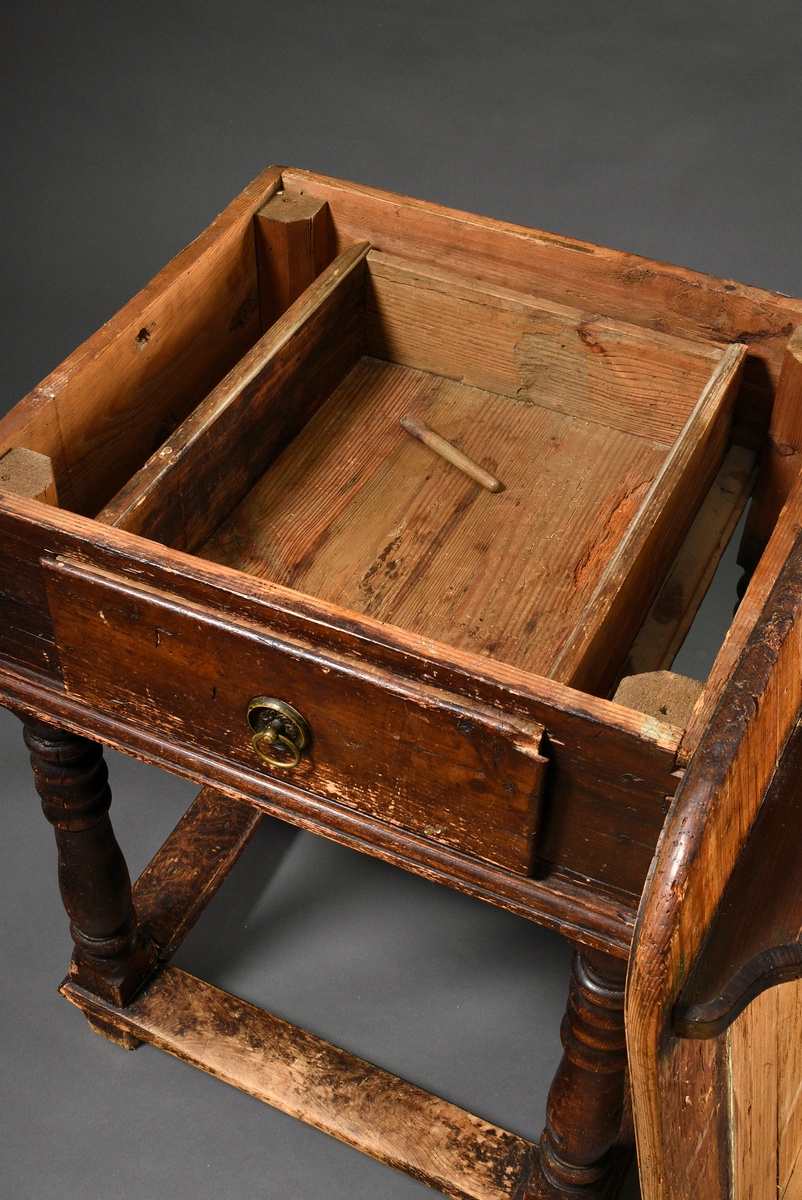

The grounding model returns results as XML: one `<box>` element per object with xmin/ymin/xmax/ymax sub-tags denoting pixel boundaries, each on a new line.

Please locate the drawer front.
<box><xmin>44</xmin><ymin>558</ymin><xmax>547</xmax><ymax>873</ymax></box>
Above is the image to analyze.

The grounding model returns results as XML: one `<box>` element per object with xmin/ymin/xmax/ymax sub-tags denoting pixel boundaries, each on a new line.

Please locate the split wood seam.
<box><xmin>400</xmin><ymin>414</ymin><xmax>504</xmax><ymax>492</ymax></box>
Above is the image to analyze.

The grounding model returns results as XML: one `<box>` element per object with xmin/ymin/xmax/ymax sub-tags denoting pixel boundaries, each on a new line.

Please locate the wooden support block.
<box><xmin>62</xmin><ymin>965</ymin><xmax>548</xmax><ymax>1200</ymax></box>
<box><xmin>255</xmin><ymin>187</ymin><xmax>331</xmax><ymax>328</ymax></box>
<box><xmin>0</xmin><ymin>446</ymin><xmax>58</xmax><ymax>505</ymax></box>
<box><xmin>612</xmin><ymin>670</ymin><xmax>703</xmax><ymax>730</ymax></box>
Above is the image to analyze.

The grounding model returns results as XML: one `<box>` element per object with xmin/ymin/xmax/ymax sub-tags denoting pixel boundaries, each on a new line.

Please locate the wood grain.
<box><xmin>61</xmin><ymin>966</ymin><xmax>549</xmax><ymax>1200</ymax></box>
<box><xmin>0</xmin><ymin>490</ymin><xmax>681</xmax><ymax>908</ymax></box>
<box><xmin>283</xmin><ymin>167</ymin><xmax>802</xmax><ymax>447</ymax></box>
<box><xmin>366</xmin><ymin>251</ymin><xmax>720</xmax><ymax>445</ymax></box>
<box><xmin>0</xmin><ymin>167</ymin><xmax>283</xmax><ymax>516</ymax></box>
<box><xmin>550</xmin><ymin>343</ymin><xmax>745</xmax><ymax>694</ymax></box>
<box><xmin>98</xmin><ymin>241</ymin><xmax>370</xmax><ymax>552</ymax></box>
<box><xmin>623</xmin><ymin>445</ymin><xmax>756</xmax><ymax>677</ymax></box>
<box><xmin>627</xmin><ymin>529</ymin><xmax>802</xmax><ymax>1200</ymax></box>
<box><xmin>728</xmin><ymin>988</ymin><xmax>779</xmax><ymax>1200</ymax></box>
<box><xmin>133</xmin><ymin>788</ymin><xmax>263</xmax><ymax>961</ymax></box>
<box><xmin>254</xmin><ymin>187</ymin><xmax>331</xmax><ymax>328</ymax></box>
<box><xmin>778</xmin><ymin>978</ymin><xmax>802</xmax><ymax>1199</ymax></box>
<box><xmin>45</xmin><ymin>558</ymin><xmax>549</xmax><ymax>875</ymax></box>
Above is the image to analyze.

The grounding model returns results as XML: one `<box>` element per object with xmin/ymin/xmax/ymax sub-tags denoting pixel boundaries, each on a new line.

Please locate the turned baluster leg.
<box><xmin>23</xmin><ymin>720</ymin><xmax>155</xmax><ymax>1014</ymax></box>
<box><xmin>539</xmin><ymin>948</ymin><xmax>631</xmax><ymax>1197</ymax></box>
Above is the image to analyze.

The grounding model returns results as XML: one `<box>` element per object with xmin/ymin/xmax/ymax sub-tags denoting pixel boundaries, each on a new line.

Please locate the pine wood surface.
<box><xmin>627</xmin><ymin>528</ymin><xmax>802</xmax><ymax>1200</ymax></box>
<box><xmin>202</xmin><ymin>354</ymin><xmax>668</xmax><ymax>679</ymax></box>
<box><xmin>0</xmin><ymin>492</ymin><xmax>680</xmax><ymax>907</ymax></box>
<box><xmin>0</xmin><ymin>168</ymin><xmax>283</xmax><ymax>516</ymax></box>
<box><xmin>98</xmin><ymin>241</ymin><xmax>370</xmax><ymax>551</ymax></box>
<box><xmin>61</xmin><ymin>965</ymin><xmax>554</xmax><ymax>1200</ymax></box>
<box><xmin>281</xmin><ymin>168</ymin><xmax>802</xmax><ymax>448</ymax></box>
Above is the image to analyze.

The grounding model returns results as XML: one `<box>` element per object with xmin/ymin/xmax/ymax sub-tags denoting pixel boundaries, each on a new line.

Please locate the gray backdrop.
<box><xmin>3</xmin><ymin>4</ymin><xmax>802</xmax><ymax>1197</ymax></box>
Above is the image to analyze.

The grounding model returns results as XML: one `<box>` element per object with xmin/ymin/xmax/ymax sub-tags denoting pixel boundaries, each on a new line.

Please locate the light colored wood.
<box><xmin>400</xmin><ymin>415</ymin><xmax>503</xmax><ymax>492</ymax></box>
<box><xmin>0</xmin><ymin>167</ymin><xmax>283</xmax><ymax>516</ymax></box>
<box><xmin>367</xmin><ymin>251</ymin><xmax>719</xmax><ymax>446</ymax></box>
<box><xmin>202</xmin><ymin>356</ymin><xmax>669</xmax><ymax>678</ymax></box>
<box><xmin>612</xmin><ymin>671</ymin><xmax>703</xmax><ymax>730</ymax></box>
<box><xmin>284</xmin><ymin>167</ymin><xmax>802</xmax><ymax>430</ymax></box>
<box><xmin>97</xmin><ymin>241</ymin><xmax>370</xmax><ymax>550</ymax></box>
<box><xmin>627</xmin><ymin>529</ymin><xmax>802</xmax><ymax>1200</ymax></box>
<box><xmin>61</xmin><ymin>966</ymin><xmax>544</xmax><ymax>1200</ymax></box>
<box><xmin>779</xmin><ymin>978</ymin><xmax>802</xmax><ymax>1199</ymax></box>
<box><xmin>728</xmin><ymin>988</ymin><xmax>779</xmax><ymax>1200</ymax></box>
<box><xmin>255</xmin><ymin>187</ymin><xmax>330</xmax><ymax>327</ymax></box>
<box><xmin>624</xmin><ymin>445</ymin><xmax>756</xmax><ymax>676</ymax></box>
<box><xmin>681</xmin><ymin>466</ymin><xmax>802</xmax><ymax>764</ymax></box>
<box><xmin>550</xmin><ymin>342</ymin><xmax>746</xmax><ymax>692</ymax></box>
<box><xmin>0</xmin><ymin>447</ymin><xmax>58</xmax><ymax>505</ymax></box>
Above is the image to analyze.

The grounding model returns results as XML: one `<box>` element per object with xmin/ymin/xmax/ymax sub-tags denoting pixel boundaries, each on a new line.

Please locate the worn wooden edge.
<box><xmin>673</xmin><ymin>943</ymin><xmax>802</xmax><ymax>1039</ymax></box>
<box><xmin>0</xmin><ymin>446</ymin><xmax>59</xmax><ymax>506</ymax></box>
<box><xmin>0</xmin><ymin>168</ymin><xmax>284</xmax><ymax>505</ymax></box>
<box><xmin>623</xmin><ymin>445</ymin><xmax>757</xmax><ymax>676</ymax></box>
<box><xmin>550</xmin><ymin>343</ymin><xmax>746</xmax><ymax>690</ymax></box>
<box><xmin>366</xmin><ymin>248</ymin><xmax>723</xmax><ymax>366</ymax></box>
<box><xmin>97</xmin><ymin>239</ymin><xmax>370</xmax><ymax>533</ymax></box>
<box><xmin>626</xmin><ymin>529</ymin><xmax>802</xmax><ymax>1200</ymax></box>
<box><xmin>672</xmin><ymin>718</ymin><xmax>802</xmax><ymax>1039</ymax></box>
<box><xmin>133</xmin><ymin>787</ymin><xmax>263</xmax><ymax>961</ymax></box>
<box><xmin>0</xmin><ymin>491</ymin><xmax>683</xmax><ymax>759</ymax></box>
<box><xmin>60</xmin><ymin>965</ymin><xmax>552</xmax><ymax>1200</ymax></box>
<box><xmin>681</xmin><ymin>462</ymin><xmax>802</xmax><ymax>763</ymax></box>
<box><xmin>282</xmin><ymin>169</ymin><xmax>802</xmax><ymax>391</ymax></box>
<box><xmin>0</xmin><ymin>664</ymin><xmax>637</xmax><ymax>956</ymax></box>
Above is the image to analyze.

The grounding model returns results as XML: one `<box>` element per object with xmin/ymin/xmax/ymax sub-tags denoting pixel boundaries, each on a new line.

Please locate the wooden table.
<box><xmin>1</xmin><ymin>169</ymin><xmax>800</xmax><ymax>1200</ymax></box>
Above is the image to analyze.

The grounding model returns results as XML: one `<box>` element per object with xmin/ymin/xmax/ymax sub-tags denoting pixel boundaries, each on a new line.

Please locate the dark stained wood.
<box><xmin>45</xmin><ymin>558</ymin><xmax>550</xmax><ymax>875</ymax></box>
<box><xmin>21</xmin><ymin>719</ymin><xmax>155</xmax><ymax>1005</ymax></box>
<box><xmin>133</xmin><ymin>788</ymin><xmax>263</xmax><ymax>961</ymax></box>
<box><xmin>0</xmin><ymin>168</ymin><xmax>283</xmax><ymax>516</ymax></box>
<box><xmin>4</xmin><ymin>662</ymin><xmax>642</xmax><ymax>958</ymax></box>
<box><xmin>254</xmin><ymin>187</ymin><xmax>331</xmax><ymax>328</ymax></box>
<box><xmin>98</xmin><ymin>241</ymin><xmax>370</xmax><ymax>552</ymax></box>
<box><xmin>540</xmin><ymin>951</ymin><xmax>632</xmax><ymax>1196</ymax></box>
<box><xmin>673</xmin><ymin>719</ymin><xmax>802</xmax><ymax>1038</ymax></box>
<box><xmin>61</xmin><ymin>965</ymin><xmax>553</xmax><ymax>1200</ymax></box>
<box><xmin>0</xmin><ymin>493</ymin><xmax>681</xmax><ymax>905</ymax></box>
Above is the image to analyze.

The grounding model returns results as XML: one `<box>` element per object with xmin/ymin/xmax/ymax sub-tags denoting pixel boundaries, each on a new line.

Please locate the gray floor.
<box><xmin>3</xmin><ymin>4</ymin><xmax>802</xmax><ymax>1197</ymax></box>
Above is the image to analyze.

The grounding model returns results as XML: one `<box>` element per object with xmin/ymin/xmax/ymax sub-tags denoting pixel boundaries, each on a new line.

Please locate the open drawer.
<box><xmin>0</xmin><ymin>167</ymin><xmax>786</xmax><ymax>939</ymax></box>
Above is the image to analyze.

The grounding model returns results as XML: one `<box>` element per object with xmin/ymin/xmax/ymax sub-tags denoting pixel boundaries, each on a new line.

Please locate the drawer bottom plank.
<box><xmin>63</xmin><ymin>966</ymin><xmax>552</xmax><ymax>1200</ymax></box>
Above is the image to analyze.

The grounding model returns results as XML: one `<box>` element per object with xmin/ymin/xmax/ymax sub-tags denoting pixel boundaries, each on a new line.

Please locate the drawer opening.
<box><xmin>93</xmin><ymin>243</ymin><xmax>747</xmax><ymax>701</ymax></box>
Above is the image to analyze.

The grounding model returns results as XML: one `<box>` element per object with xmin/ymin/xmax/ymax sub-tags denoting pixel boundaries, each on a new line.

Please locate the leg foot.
<box><xmin>24</xmin><ymin>719</ymin><xmax>155</xmax><ymax>1006</ymax></box>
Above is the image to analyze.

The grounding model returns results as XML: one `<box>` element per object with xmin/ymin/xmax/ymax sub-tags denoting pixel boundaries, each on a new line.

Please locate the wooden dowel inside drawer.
<box><xmin>400</xmin><ymin>415</ymin><xmax>503</xmax><ymax>492</ymax></box>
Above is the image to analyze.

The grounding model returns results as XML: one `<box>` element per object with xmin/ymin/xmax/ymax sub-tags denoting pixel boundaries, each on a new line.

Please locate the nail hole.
<box><xmin>136</xmin><ymin>327</ymin><xmax>151</xmax><ymax>346</ymax></box>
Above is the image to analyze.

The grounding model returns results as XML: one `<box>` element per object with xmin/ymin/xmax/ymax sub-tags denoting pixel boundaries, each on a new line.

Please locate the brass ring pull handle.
<box><xmin>246</xmin><ymin>697</ymin><xmax>310</xmax><ymax>771</ymax></box>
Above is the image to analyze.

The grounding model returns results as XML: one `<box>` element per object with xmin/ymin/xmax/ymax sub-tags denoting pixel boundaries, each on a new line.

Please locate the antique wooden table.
<box><xmin>1</xmin><ymin>169</ymin><xmax>800</xmax><ymax>1199</ymax></box>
